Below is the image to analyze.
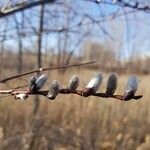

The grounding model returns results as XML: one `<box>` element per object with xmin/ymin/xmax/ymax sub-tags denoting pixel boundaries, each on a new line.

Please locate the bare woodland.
<box><xmin>0</xmin><ymin>0</ymin><xmax>150</xmax><ymax>150</ymax></box>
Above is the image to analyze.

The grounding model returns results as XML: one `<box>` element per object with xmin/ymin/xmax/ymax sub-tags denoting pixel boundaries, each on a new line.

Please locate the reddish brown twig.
<box><xmin>0</xmin><ymin>88</ymin><xmax>142</xmax><ymax>101</ymax></box>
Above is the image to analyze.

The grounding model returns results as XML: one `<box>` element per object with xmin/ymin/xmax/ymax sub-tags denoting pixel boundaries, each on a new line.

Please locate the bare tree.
<box><xmin>13</xmin><ymin>11</ymin><xmax>25</xmax><ymax>73</ymax></box>
<box><xmin>29</xmin><ymin>1</ymin><xmax>45</xmax><ymax>149</ymax></box>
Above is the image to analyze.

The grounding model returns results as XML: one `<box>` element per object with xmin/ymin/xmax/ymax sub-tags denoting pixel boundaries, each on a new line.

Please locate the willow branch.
<box><xmin>0</xmin><ymin>88</ymin><xmax>143</xmax><ymax>101</ymax></box>
<box><xmin>0</xmin><ymin>60</ymin><xmax>96</xmax><ymax>83</ymax></box>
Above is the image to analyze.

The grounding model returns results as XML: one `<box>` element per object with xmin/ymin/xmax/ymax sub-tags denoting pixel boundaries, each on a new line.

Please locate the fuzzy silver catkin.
<box><xmin>35</xmin><ymin>74</ymin><xmax>48</xmax><ymax>91</ymax></box>
<box><xmin>47</xmin><ymin>80</ymin><xmax>59</xmax><ymax>100</ymax></box>
<box><xmin>123</xmin><ymin>75</ymin><xmax>139</xmax><ymax>100</ymax></box>
<box><xmin>125</xmin><ymin>75</ymin><xmax>138</xmax><ymax>94</ymax></box>
<box><xmin>86</xmin><ymin>73</ymin><xmax>103</xmax><ymax>93</ymax></box>
<box><xmin>29</xmin><ymin>76</ymin><xmax>37</xmax><ymax>91</ymax></box>
<box><xmin>67</xmin><ymin>75</ymin><xmax>79</xmax><ymax>91</ymax></box>
<box><xmin>106</xmin><ymin>73</ymin><xmax>117</xmax><ymax>95</ymax></box>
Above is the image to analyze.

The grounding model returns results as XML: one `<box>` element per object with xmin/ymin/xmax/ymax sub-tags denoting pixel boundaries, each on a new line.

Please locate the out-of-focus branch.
<box><xmin>0</xmin><ymin>0</ymin><xmax>56</xmax><ymax>18</ymax></box>
<box><xmin>117</xmin><ymin>0</ymin><xmax>150</xmax><ymax>11</ymax></box>
<box><xmin>1</xmin><ymin>0</ymin><xmax>12</xmax><ymax>12</ymax></box>
<box><xmin>84</xmin><ymin>0</ymin><xmax>150</xmax><ymax>11</ymax></box>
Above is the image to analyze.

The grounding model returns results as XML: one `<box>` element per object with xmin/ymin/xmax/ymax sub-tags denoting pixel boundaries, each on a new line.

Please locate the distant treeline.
<box><xmin>1</xmin><ymin>48</ymin><xmax>150</xmax><ymax>75</ymax></box>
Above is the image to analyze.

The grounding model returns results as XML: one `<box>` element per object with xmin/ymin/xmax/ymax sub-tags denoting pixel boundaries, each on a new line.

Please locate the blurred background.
<box><xmin>0</xmin><ymin>0</ymin><xmax>150</xmax><ymax>149</ymax></box>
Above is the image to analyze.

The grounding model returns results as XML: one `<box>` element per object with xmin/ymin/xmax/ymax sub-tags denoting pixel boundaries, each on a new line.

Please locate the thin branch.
<box><xmin>0</xmin><ymin>60</ymin><xmax>96</xmax><ymax>83</ymax></box>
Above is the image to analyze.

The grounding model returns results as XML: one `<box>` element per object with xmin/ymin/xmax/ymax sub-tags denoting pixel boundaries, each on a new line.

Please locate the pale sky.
<box><xmin>0</xmin><ymin>0</ymin><xmax>150</xmax><ymax>58</ymax></box>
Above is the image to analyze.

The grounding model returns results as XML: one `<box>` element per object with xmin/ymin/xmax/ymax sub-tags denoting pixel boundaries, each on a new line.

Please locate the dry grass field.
<box><xmin>0</xmin><ymin>68</ymin><xmax>149</xmax><ymax>150</ymax></box>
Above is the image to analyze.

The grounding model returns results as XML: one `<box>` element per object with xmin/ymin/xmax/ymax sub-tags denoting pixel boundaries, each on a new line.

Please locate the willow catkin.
<box><xmin>83</xmin><ymin>73</ymin><xmax>103</xmax><ymax>96</ymax></box>
<box><xmin>67</xmin><ymin>75</ymin><xmax>79</xmax><ymax>91</ymax></box>
<box><xmin>35</xmin><ymin>74</ymin><xmax>48</xmax><ymax>91</ymax></box>
<box><xmin>47</xmin><ymin>80</ymin><xmax>60</xmax><ymax>100</ymax></box>
<box><xmin>86</xmin><ymin>73</ymin><xmax>103</xmax><ymax>92</ymax></box>
<box><xmin>123</xmin><ymin>75</ymin><xmax>139</xmax><ymax>100</ymax></box>
<box><xmin>106</xmin><ymin>73</ymin><xmax>117</xmax><ymax>95</ymax></box>
<box><xmin>29</xmin><ymin>76</ymin><xmax>37</xmax><ymax>92</ymax></box>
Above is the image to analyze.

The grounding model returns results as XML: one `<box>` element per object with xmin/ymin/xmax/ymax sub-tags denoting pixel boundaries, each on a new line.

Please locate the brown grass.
<box><xmin>0</xmin><ymin>69</ymin><xmax>149</xmax><ymax>150</ymax></box>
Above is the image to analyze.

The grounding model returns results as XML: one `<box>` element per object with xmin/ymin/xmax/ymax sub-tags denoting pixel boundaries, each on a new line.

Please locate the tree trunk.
<box><xmin>29</xmin><ymin>2</ymin><xmax>45</xmax><ymax>150</ymax></box>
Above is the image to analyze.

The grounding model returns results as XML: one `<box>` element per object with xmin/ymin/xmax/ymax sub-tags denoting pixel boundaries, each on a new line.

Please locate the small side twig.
<box><xmin>0</xmin><ymin>60</ymin><xmax>96</xmax><ymax>83</ymax></box>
